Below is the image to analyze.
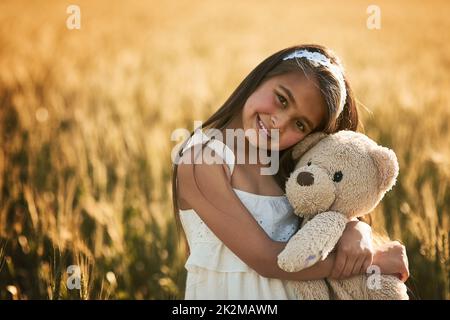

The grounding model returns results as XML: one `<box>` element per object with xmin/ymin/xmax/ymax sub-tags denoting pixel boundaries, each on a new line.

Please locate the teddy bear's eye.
<box><xmin>307</xmin><ymin>161</ymin><xmax>312</xmax><ymax>166</ymax></box>
<box><xmin>333</xmin><ymin>171</ymin><xmax>343</xmax><ymax>182</ymax></box>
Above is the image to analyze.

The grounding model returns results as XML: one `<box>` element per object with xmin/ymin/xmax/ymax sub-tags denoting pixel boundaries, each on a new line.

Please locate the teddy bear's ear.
<box><xmin>292</xmin><ymin>132</ymin><xmax>328</xmax><ymax>161</ymax></box>
<box><xmin>369</xmin><ymin>145</ymin><xmax>399</xmax><ymax>193</ymax></box>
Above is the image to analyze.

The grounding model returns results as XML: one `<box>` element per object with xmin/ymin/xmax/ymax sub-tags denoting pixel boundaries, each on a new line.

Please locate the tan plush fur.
<box><xmin>278</xmin><ymin>130</ymin><xmax>408</xmax><ymax>300</ymax></box>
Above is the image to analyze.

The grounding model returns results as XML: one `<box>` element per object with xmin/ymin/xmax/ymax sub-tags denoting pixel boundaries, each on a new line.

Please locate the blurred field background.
<box><xmin>0</xmin><ymin>0</ymin><xmax>448</xmax><ymax>299</ymax></box>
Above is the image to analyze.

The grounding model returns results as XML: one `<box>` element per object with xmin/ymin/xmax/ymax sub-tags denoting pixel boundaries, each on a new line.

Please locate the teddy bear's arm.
<box><xmin>278</xmin><ymin>211</ymin><xmax>348</xmax><ymax>272</ymax></box>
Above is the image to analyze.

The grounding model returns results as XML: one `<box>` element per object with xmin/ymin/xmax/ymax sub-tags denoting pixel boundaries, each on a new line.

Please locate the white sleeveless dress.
<box><xmin>178</xmin><ymin>130</ymin><xmax>299</xmax><ymax>299</ymax></box>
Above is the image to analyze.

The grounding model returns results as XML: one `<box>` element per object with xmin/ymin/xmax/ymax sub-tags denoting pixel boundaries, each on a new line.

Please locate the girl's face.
<box><xmin>241</xmin><ymin>72</ymin><xmax>327</xmax><ymax>151</ymax></box>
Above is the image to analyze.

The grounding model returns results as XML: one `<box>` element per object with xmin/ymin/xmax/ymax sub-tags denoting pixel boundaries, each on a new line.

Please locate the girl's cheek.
<box><xmin>254</xmin><ymin>92</ymin><xmax>278</xmax><ymax>114</ymax></box>
<box><xmin>280</xmin><ymin>132</ymin><xmax>304</xmax><ymax>150</ymax></box>
<box><xmin>259</xmin><ymin>101</ymin><xmax>277</xmax><ymax>114</ymax></box>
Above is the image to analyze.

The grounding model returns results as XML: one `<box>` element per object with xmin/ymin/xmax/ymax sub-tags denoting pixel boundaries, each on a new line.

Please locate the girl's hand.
<box><xmin>372</xmin><ymin>241</ymin><xmax>410</xmax><ymax>282</ymax></box>
<box><xmin>329</xmin><ymin>220</ymin><xmax>374</xmax><ymax>280</ymax></box>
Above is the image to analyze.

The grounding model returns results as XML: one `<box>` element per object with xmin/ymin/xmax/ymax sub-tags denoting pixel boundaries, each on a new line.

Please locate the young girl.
<box><xmin>172</xmin><ymin>44</ymin><xmax>409</xmax><ymax>299</ymax></box>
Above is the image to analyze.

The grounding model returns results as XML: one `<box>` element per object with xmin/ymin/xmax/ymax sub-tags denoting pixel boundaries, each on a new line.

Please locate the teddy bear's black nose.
<box><xmin>297</xmin><ymin>171</ymin><xmax>314</xmax><ymax>186</ymax></box>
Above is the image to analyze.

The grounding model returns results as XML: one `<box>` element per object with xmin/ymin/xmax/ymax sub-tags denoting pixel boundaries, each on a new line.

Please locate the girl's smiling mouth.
<box><xmin>256</xmin><ymin>114</ymin><xmax>271</xmax><ymax>138</ymax></box>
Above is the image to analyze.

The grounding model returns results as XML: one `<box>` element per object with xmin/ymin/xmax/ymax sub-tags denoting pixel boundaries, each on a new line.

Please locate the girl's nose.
<box><xmin>271</xmin><ymin>114</ymin><xmax>289</xmax><ymax>131</ymax></box>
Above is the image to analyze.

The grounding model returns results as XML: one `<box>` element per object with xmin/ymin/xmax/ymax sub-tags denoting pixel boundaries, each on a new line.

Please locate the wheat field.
<box><xmin>0</xmin><ymin>0</ymin><xmax>448</xmax><ymax>299</ymax></box>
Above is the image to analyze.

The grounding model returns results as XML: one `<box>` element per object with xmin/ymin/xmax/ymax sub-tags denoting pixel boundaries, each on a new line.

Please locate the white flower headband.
<box><xmin>283</xmin><ymin>49</ymin><xmax>347</xmax><ymax>117</ymax></box>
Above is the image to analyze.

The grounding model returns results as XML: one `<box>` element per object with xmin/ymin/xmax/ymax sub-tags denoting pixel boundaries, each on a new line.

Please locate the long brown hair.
<box><xmin>171</xmin><ymin>44</ymin><xmax>359</xmax><ymax>246</ymax></box>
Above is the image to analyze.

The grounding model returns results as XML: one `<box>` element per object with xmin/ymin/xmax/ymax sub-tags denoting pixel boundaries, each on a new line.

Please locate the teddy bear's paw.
<box><xmin>277</xmin><ymin>243</ymin><xmax>321</xmax><ymax>272</ymax></box>
<box><xmin>277</xmin><ymin>252</ymin><xmax>300</xmax><ymax>272</ymax></box>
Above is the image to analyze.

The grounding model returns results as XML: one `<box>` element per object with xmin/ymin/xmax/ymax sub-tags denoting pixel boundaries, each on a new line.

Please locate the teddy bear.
<box><xmin>277</xmin><ymin>130</ymin><xmax>409</xmax><ymax>300</ymax></box>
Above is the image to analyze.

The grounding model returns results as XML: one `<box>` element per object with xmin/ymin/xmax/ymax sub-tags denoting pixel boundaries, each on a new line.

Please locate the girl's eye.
<box><xmin>296</xmin><ymin>120</ymin><xmax>306</xmax><ymax>132</ymax></box>
<box><xmin>276</xmin><ymin>93</ymin><xmax>288</xmax><ymax>108</ymax></box>
<box><xmin>307</xmin><ymin>161</ymin><xmax>312</xmax><ymax>166</ymax></box>
<box><xmin>333</xmin><ymin>171</ymin><xmax>343</xmax><ymax>182</ymax></box>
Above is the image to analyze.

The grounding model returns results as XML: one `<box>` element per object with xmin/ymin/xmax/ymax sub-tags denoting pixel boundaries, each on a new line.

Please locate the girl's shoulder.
<box><xmin>180</xmin><ymin>129</ymin><xmax>235</xmax><ymax>176</ymax></box>
<box><xmin>176</xmin><ymin>130</ymin><xmax>239</xmax><ymax>210</ymax></box>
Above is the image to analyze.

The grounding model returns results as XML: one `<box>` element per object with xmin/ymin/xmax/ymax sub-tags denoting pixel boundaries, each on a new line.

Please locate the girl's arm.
<box><xmin>177</xmin><ymin>147</ymin><xmax>336</xmax><ymax>281</ymax></box>
<box><xmin>372</xmin><ymin>241</ymin><xmax>410</xmax><ymax>282</ymax></box>
<box><xmin>329</xmin><ymin>221</ymin><xmax>410</xmax><ymax>282</ymax></box>
<box><xmin>330</xmin><ymin>220</ymin><xmax>374</xmax><ymax>279</ymax></box>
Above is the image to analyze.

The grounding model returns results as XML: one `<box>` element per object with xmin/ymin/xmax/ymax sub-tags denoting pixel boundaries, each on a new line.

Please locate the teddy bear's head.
<box><xmin>285</xmin><ymin>130</ymin><xmax>399</xmax><ymax>220</ymax></box>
